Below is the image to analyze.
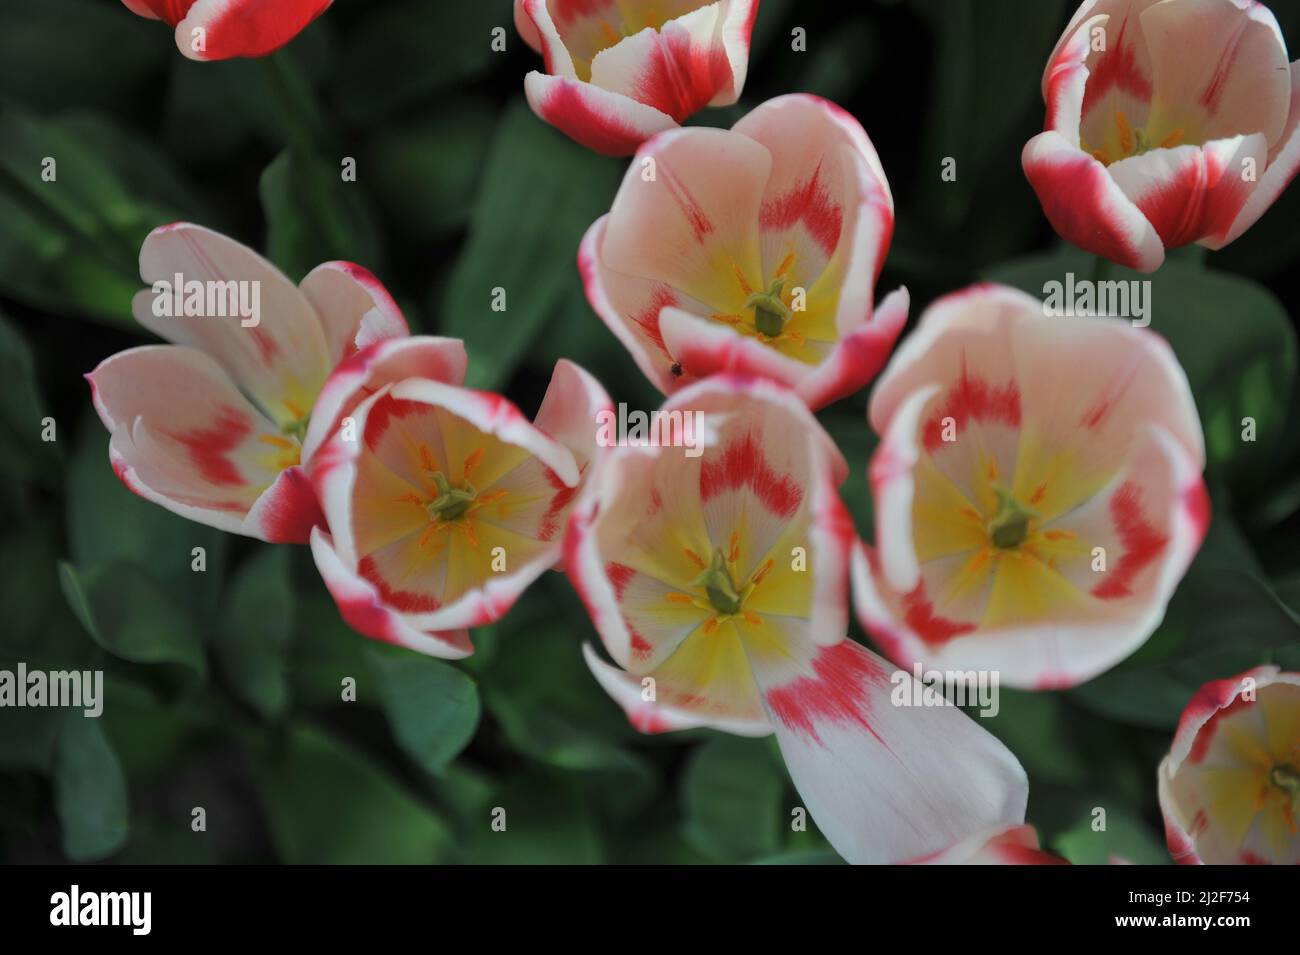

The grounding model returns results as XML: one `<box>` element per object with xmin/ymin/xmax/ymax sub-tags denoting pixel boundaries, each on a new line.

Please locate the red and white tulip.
<box><xmin>907</xmin><ymin>824</ymin><xmax>1068</xmax><ymax>865</ymax></box>
<box><xmin>1023</xmin><ymin>0</ymin><xmax>1300</xmax><ymax>272</ymax></box>
<box><xmin>87</xmin><ymin>222</ymin><xmax>459</xmax><ymax>544</ymax></box>
<box><xmin>514</xmin><ymin>0</ymin><xmax>759</xmax><ymax>155</ymax></box>
<box><xmin>1159</xmin><ymin>666</ymin><xmax>1300</xmax><ymax>864</ymax></box>
<box><xmin>852</xmin><ymin>284</ymin><xmax>1209</xmax><ymax>689</ymax></box>
<box><xmin>120</xmin><ymin>0</ymin><xmax>332</xmax><ymax>60</ymax></box>
<box><xmin>581</xmin><ymin>94</ymin><xmax>907</xmax><ymax>410</ymax></box>
<box><xmin>567</xmin><ymin>375</ymin><xmax>1028</xmax><ymax>863</ymax></box>
<box><xmin>308</xmin><ymin>360</ymin><xmax>611</xmax><ymax>659</ymax></box>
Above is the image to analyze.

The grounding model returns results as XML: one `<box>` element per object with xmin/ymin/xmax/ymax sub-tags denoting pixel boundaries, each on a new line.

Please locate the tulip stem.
<box><xmin>259</xmin><ymin>53</ymin><xmax>353</xmax><ymax>261</ymax></box>
<box><xmin>1090</xmin><ymin>255</ymin><xmax>1115</xmax><ymax>285</ymax></box>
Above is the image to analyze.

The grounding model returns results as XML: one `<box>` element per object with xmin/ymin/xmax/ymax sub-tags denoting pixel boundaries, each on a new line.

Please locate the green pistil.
<box><xmin>746</xmin><ymin>278</ymin><xmax>792</xmax><ymax>339</ymax></box>
<box><xmin>283</xmin><ymin>417</ymin><xmax>309</xmax><ymax>442</ymax></box>
<box><xmin>988</xmin><ymin>484</ymin><xmax>1036</xmax><ymax>550</ymax></box>
<box><xmin>693</xmin><ymin>548</ymin><xmax>743</xmax><ymax>616</ymax></box>
<box><xmin>1272</xmin><ymin>764</ymin><xmax>1300</xmax><ymax>812</ymax></box>
<box><xmin>426</xmin><ymin>471</ymin><xmax>477</xmax><ymax>522</ymax></box>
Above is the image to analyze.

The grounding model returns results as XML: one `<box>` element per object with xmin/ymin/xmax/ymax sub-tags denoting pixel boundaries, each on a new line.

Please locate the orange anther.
<box><xmin>463</xmin><ymin>447</ymin><xmax>485</xmax><ymax>478</ymax></box>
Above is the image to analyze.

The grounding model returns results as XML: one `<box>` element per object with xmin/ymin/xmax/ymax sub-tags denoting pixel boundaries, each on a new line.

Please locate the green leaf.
<box><xmin>218</xmin><ymin>547</ymin><xmax>293</xmax><ymax>721</ymax></box>
<box><xmin>1052</xmin><ymin>804</ymin><xmax>1170</xmax><ymax>865</ymax></box>
<box><xmin>0</xmin><ymin>0</ymin><xmax>168</xmax><ymax>114</ymax></box>
<box><xmin>0</xmin><ymin>106</ymin><xmax>195</xmax><ymax>327</ymax></box>
<box><xmin>67</xmin><ymin>414</ymin><xmax>228</xmax><ymax>612</ymax></box>
<box><xmin>478</xmin><ymin>588</ymin><xmax>647</xmax><ymax>775</ymax></box>
<box><xmin>260</xmin><ymin>148</ymin><xmax>386</xmax><ymax>282</ymax></box>
<box><xmin>681</xmin><ymin>735</ymin><xmax>786</xmax><ymax>862</ymax></box>
<box><xmin>53</xmin><ymin>711</ymin><xmax>129</xmax><ymax>861</ymax></box>
<box><xmin>362</xmin><ymin>103</ymin><xmax>496</xmax><ymax>243</ymax></box>
<box><xmin>911</xmin><ymin>0</ymin><xmax>1069</xmax><ymax>228</ymax></box>
<box><xmin>335</xmin><ymin>0</ymin><xmax>504</xmax><ymax>125</ymax></box>
<box><xmin>440</xmin><ymin>104</ymin><xmax>623</xmax><ymax>390</ymax></box>
<box><xmin>462</xmin><ymin>770</ymin><xmax>604</xmax><ymax>864</ymax></box>
<box><xmin>251</xmin><ymin>724</ymin><xmax>451</xmax><ymax>864</ymax></box>
<box><xmin>0</xmin><ymin>311</ymin><xmax>60</xmax><ymax>484</ymax></box>
<box><xmin>987</xmin><ymin>247</ymin><xmax>1298</xmax><ymax>492</ymax></box>
<box><xmin>286</xmin><ymin>583</ymin><xmax>369</xmax><ymax>710</ymax></box>
<box><xmin>59</xmin><ymin>561</ymin><xmax>207</xmax><ymax>682</ymax></box>
<box><xmin>365</xmin><ymin>644</ymin><xmax>480</xmax><ymax>776</ymax></box>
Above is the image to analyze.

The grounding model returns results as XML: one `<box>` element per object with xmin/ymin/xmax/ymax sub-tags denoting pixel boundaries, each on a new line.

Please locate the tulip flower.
<box><xmin>120</xmin><ymin>0</ymin><xmax>332</xmax><ymax>60</ymax></box>
<box><xmin>308</xmin><ymin>360</ymin><xmax>610</xmax><ymax>659</ymax></box>
<box><xmin>1159</xmin><ymin>666</ymin><xmax>1300</xmax><ymax>864</ymax></box>
<box><xmin>514</xmin><ymin>0</ymin><xmax>759</xmax><ymax>155</ymax></box>
<box><xmin>567</xmin><ymin>375</ymin><xmax>1028</xmax><ymax>863</ymax></box>
<box><xmin>87</xmin><ymin>222</ymin><xmax>463</xmax><ymax>544</ymax></box>
<box><xmin>581</xmin><ymin>94</ymin><xmax>908</xmax><ymax>410</ymax></box>
<box><xmin>851</xmin><ymin>284</ymin><xmax>1209</xmax><ymax>689</ymax></box>
<box><xmin>1023</xmin><ymin>0</ymin><xmax>1300</xmax><ymax>272</ymax></box>
<box><xmin>907</xmin><ymin>824</ymin><xmax>1068</xmax><ymax>865</ymax></box>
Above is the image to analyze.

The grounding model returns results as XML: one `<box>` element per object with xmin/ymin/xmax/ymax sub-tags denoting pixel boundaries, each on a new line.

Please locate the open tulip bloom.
<box><xmin>86</xmin><ymin>222</ymin><xmax>463</xmax><ymax>544</ymax></box>
<box><xmin>1159</xmin><ymin>666</ymin><xmax>1300</xmax><ymax>864</ymax></box>
<box><xmin>1023</xmin><ymin>0</ymin><xmax>1300</xmax><ymax>272</ymax></box>
<box><xmin>120</xmin><ymin>0</ymin><xmax>332</xmax><ymax>60</ymax></box>
<box><xmin>581</xmin><ymin>94</ymin><xmax>908</xmax><ymax>410</ymax></box>
<box><xmin>514</xmin><ymin>0</ymin><xmax>758</xmax><ymax>155</ymax></box>
<box><xmin>308</xmin><ymin>360</ymin><xmax>611</xmax><ymax>659</ymax></box>
<box><xmin>566</xmin><ymin>375</ymin><xmax>1028</xmax><ymax>863</ymax></box>
<box><xmin>852</xmin><ymin>284</ymin><xmax>1209</xmax><ymax>689</ymax></box>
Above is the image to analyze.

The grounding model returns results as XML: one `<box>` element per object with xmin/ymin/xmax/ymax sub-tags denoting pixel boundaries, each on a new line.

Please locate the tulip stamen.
<box><xmin>1272</xmin><ymin>764</ymin><xmax>1300</xmax><ymax>816</ymax></box>
<box><xmin>987</xmin><ymin>484</ymin><xmax>1037</xmax><ymax>551</ymax></box>
<box><xmin>693</xmin><ymin>547</ymin><xmax>744</xmax><ymax>616</ymax></box>
<box><xmin>1116</xmin><ymin>110</ymin><xmax>1135</xmax><ymax>156</ymax></box>
<box><xmin>747</xmin><ymin>277</ymin><xmax>793</xmax><ymax>338</ymax></box>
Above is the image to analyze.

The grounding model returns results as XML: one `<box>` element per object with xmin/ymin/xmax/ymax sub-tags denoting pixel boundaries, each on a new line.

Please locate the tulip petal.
<box><xmin>298</xmin><ymin>261</ymin><xmax>409</xmax><ymax>367</ymax></box>
<box><xmin>1107</xmin><ymin>134</ymin><xmax>1268</xmax><ymax>249</ymax></box>
<box><xmin>907</xmin><ymin>824</ymin><xmax>1067</xmax><ymax>865</ymax></box>
<box><xmin>601</xmin><ymin>126</ymin><xmax>770</xmax><ymax>309</ymax></box>
<box><xmin>174</xmin><ymin>0</ymin><xmax>332</xmax><ymax>61</ymax></box>
<box><xmin>582</xmin><ymin>642</ymin><xmax>771</xmax><ymax>735</ymax></box>
<box><xmin>310</xmin><ymin>528</ymin><xmax>473</xmax><ymax>659</ymax></box>
<box><xmin>747</xmin><ymin>636</ymin><xmax>1028</xmax><ymax>864</ymax></box>
<box><xmin>132</xmin><ymin>222</ymin><xmax>332</xmax><ymax>433</ymax></box>
<box><xmin>242</xmin><ymin>464</ymin><xmax>324</xmax><ymax>543</ymax></box>
<box><xmin>532</xmin><ymin>358</ymin><xmax>614</xmax><ymax>472</ymax></box>
<box><xmin>88</xmin><ymin>344</ymin><xmax>302</xmax><ymax>539</ymax></box>
<box><xmin>579</xmin><ymin>215</ymin><xmax>702</xmax><ymax>394</ymax></box>
<box><xmin>120</xmin><ymin>0</ymin><xmax>162</xmax><ymax>19</ymax></box>
<box><xmin>588</xmin><ymin>7</ymin><xmax>733</xmax><ymax>125</ymax></box>
<box><xmin>524</xmin><ymin>71</ymin><xmax>677</xmax><ymax>157</ymax></box>
<box><xmin>299</xmin><ymin>336</ymin><xmax>467</xmax><ymax>466</ymax></box>
<box><xmin>732</xmin><ymin>93</ymin><xmax>894</xmax><ymax>302</ymax></box>
<box><xmin>1212</xmin><ymin>61</ymin><xmax>1300</xmax><ymax>247</ymax></box>
<box><xmin>1139</xmin><ymin>0</ymin><xmax>1291</xmax><ymax>149</ymax></box>
<box><xmin>1023</xmin><ymin>131</ymin><xmax>1165</xmax><ymax>271</ymax></box>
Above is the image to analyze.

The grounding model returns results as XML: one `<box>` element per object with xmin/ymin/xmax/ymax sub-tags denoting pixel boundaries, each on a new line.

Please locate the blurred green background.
<box><xmin>1</xmin><ymin>0</ymin><xmax>1299</xmax><ymax>864</ymax></box>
